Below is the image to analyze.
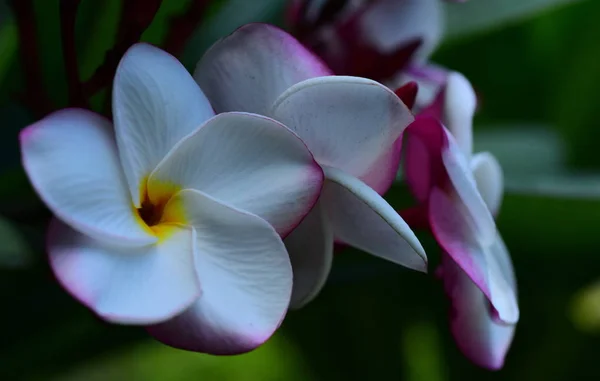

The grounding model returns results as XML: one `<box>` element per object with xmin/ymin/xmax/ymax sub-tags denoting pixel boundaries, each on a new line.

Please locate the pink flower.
<box><xmin>403</xmin><ymin>72</ymin><xmax>518</xmax><ymax>369</ymax></box>
<box><xmin>193</xmin><ymin>23</ymin><xmax>427</xmax><ymax>308</ymax></box>
<box><xmin>288</xmin><ymin>0</ymin><xmax>444</xmax><ymax>82</ymax></box>
<box><xmin>20</xmin><ymin>43</ymin><xmax>325</xmax><ymax>354</ymax></box>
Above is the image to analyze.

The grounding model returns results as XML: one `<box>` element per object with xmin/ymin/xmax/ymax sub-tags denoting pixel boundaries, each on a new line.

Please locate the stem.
<box><xmin>9</xmin><ymin>0</ymin><xmax>54</xmax><ymax>118</ymax></box>
<box><xmin>83</xmin><ymin>0</ymin><xmax>163</xmax><ymax>97</ymax></box>
<box><xmin>59</xmin><ymin>0</ymin><xmax>88</xmax><ymax>108</ymax></box>
<box><xmin>162</xmin><ymin>0</ymin><xmax>213</xmax><ymax>57</ymax></box>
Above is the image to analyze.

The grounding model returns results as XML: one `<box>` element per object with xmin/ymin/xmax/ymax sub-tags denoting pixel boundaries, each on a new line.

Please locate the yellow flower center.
<box><xmin>134</xmin><ymin>177</ymin><xmax>186</xmax><ymax>241</ymax></box>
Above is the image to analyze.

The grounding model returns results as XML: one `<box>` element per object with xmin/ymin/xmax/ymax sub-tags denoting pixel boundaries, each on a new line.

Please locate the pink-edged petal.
<box><xmin>271</xmin><ymin>76</ymin><xmax>413</xmax><ymax>188</ymax></box>
<box><xmin>48</xmin><ymin>218</ymin><xmax>199</xmax><ymax>325</ymax></box>
<box><xmin>360</xmin><ymin>0</ymin><xmax>443</xmax><ymax>62</ymax></box>
<box><xmin>113</xmin><ymin>43</ymin><xmax>215</xmax><ymax>206</ymax></box>
<box><xmin>441</xmin><ymin>254</ymin><xmax>516</xmax><ymax>370</ymax></box>
<box><xmin>444</xmin><ymin>72</ymin><xmax>476</xmax><ymax>156</ymax></box>
<box><xmin>442</xmin><ymin>129</ymin><xmax>496</xmax><ymax>244</ymax></box>
<box><xmin>194</xmin><ymin>23</ymin><xmax>332</xmax><ymax>115</ymax></box>
<box><xmin>20</xmin><ymin>109</ymin><xmax>155</xmax><ymax>246</ymax></box>
<box><xmin>471</xmin><ymin>152</ymin><xmax>504</xmax><ymax>216</ymax></box>
<box><xmin>284</xmin><ymin>201</ymin><xmax>334</xmax><ymax>309</ymax></box>
<box><xmin>322</xmin><ymin>166</ymin><xmax>427</xmax><ymax>272</ymax></box>
<box><xmin>429</xmin><ymin>188</ymin><xmax>518</xmax><ymax>324</ymax></box>
<box><xmin>148</xmin><ymin>112</ymin><xmax>323</xmax><ymax>237</ymax></box>
<box><xmin>147</xmin><ymin>189</ymin><xmax>292</xmax><ymax>354</ymax></box>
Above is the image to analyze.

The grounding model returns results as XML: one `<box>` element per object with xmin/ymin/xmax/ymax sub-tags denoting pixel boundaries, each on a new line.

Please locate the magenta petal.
<box><xmin>441</xmin><ymin>255</ymin><xmax>516</xmax><ymax>370</ymax></box>
<box><xmin>429</xmin><ymin>188</ymin><xmax>518</xmax><ymax>325</ymax></box>
<box><xmin>402</xmin><ymin>116</ymin><xmax>445</xmax><ymax>202</ymax></box>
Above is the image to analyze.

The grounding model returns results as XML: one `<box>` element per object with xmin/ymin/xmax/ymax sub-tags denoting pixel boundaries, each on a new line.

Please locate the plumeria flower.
<box><xmin>194</xmin><ymin>23</ymin><xmax>427</xmax><ymax>308</ymax></box>
<box><xmin>402</xmin><ymin>72</ymin><xmax>518</xmax><ymax>369</ymax></box>
<box><xmin>20</xmin><ymin>43</ymin><xmax>325</xmax><ymax>354</ymax></box>
<box><xmin>287</xmin><ymin>0</ymin><xmax>443</xmax><ymax>82</ymax></box>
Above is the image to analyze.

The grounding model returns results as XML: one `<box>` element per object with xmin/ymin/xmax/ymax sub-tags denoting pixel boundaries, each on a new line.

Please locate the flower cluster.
<box><xmin>288</xmin><ymin>0</ymin><xmax>518</xmax><ymax>370</ymax></box>
<box><xmin>19</xmin><ymin>0</ymin><xmax>517</xmax><ymax>372</ymax></box>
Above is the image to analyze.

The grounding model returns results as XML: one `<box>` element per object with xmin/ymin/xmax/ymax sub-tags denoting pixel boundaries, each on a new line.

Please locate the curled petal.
<box><xmin>48</xmin><ymin>219</ymin><xmax>199</xmax><ymax>325</ymax></box>
<box><xmin>272</xmin><ymin>76</ymin><xmax>413</xmax><ymax>189</ymax></box>
<box><xmin>322</xmin><ymin>166</ymin><xmax>427</xmax><ymax>272</ymax></box>
<box><xmin>441</xmin><ymin>254</ymin><xmax>516</xmax><ymax>370</ymax></box>
<box><xmin>148</xmin><ymin>112</ymin><xmax>323</xmax><ymax>237</ymax></box>
<box><xmin>442</xmin><ymin>128</ymin><xmax>496</xmax><ymax>243</ymax></box>
<box><xmin>148</xmin><ymin>189</ymin><xmax>292</xmax><ymax>354</ymax></box>
<box><xmin>113</xmin><ymin>43</ymin><xmax>214</xmax><ymax>206</ymax></box>
<box><xmin>195</xmin><ymin>23</ymin><xmax>332</xmax><ymax>115</ymax></box>
<box><xmin>20</xmin><ymin>109</ymin><xmax>155</xmax><ymax>246</ymax></box>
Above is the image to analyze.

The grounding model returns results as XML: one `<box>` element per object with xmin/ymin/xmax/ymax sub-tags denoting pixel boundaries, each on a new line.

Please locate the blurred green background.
<box><xmin>1</xmin><ymin>0</ymin><xmax>600</xmax><ymax>380</ymax></box>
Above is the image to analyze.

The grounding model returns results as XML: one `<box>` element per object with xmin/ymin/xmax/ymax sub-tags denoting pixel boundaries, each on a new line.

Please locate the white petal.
<box><xmin>284</xmin><ymin>201</ymin><xmax>334</xmax><ymax>309</ymax></box>
<box><xmin>429</xmin><ymin>188</ymin><xmax>519</xmax><ymax>324</ymax></box>
<box><xmin>442</xmin><ymin>129</ymin><xmax>496</xmax><ymax>244</ymax></box>
<box><xmin>48</xmin><ymin>219</ymin><xmax>199</xmax><ymax>324</ymax></box>
<box><xmin>148</xmin><ymin>112</ymin><xmax>323</xmax><ymax>236</ymax></box>
<box><xmin>20</xmin><ymin>109</ymin><xmax>154</xmax><ymax>246</ymax></box>
<box><xmin>360</xmin><ymin>0</ymin><xmax>443</xmax><ymax>62</ymax></box>
<box><xmin>471</xmin><ymin>152</ymin><xmax>504</xmax><ymax>216</ymax></box>
<box><xmin>195</xmin><ymin>23</ymin><xmax>331</xmax><ymax>115</ymax></box>
<box><xmin>322</xmin><ymin>166</ymin><xmax>427</xmax><ymax>272</ymax></box>
<box><xmin>113</xmin><ymin>43</ymin><xmax>215</xmax><ymax>206</ymax></box>
<box><xmin>271</xmin><ymin>76</ymin><xmax>413</xmax><ymax>186</ymax></box>
<box><xmin>147</xmin><ymin>189</ymin><xmax>292</xmax><ymax>354</ymax></box>
<box><xmin>444</xmin><ymin>72</ymin><xmax>476</xmax><ymax>156</ymax></box>
<box><xmin>441</xmin><ymin>255</ymin><xmax>516</xmax><ymax>370</ymax></box>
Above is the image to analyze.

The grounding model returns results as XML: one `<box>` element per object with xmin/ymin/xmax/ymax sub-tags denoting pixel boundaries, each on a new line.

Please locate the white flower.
<box><xmin>194</xmin><ymin>24</ymin><xmax>427</xmax><ymax>308</ymax></box>
<box><xmin>20</xmin><ymin>43</ymin><xmax>324</xmax><ymax>354</ymax></box>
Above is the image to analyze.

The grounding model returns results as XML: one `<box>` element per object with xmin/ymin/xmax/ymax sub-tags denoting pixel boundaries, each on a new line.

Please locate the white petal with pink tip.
<box><xmin>148</xmin><ymin>189</ymin><xmax>292</xmax><ymax>354</ymax></box>
<box><xmin>271</xmin><ymin>76</ymin><xmax>413</xmax><ymax>190</ymax></box>
<box><xmin>429</xmin><ymin>188</ymin><xmax>518</xmax><ymax>324</ymax></box>
<box><xmin>195</xmin><ymin>23</ymin><xmax>331</xmax><ymax>115</ymax></box>
<box><xmin>441</xmin><ymin>252</ymin><xmax>515</xmax><ymax>370</ymax></box>
<box><xmin>113</xmin><ymin>43</ymin><xmax>214</xmax><ymax>206</ymax></box>
<box><xmin>48</xmin><ymin>219</ymin><xmax>199</xmax><ymax>325</ymax></box>
<box><xmin>20</xmin><ymin>109</ymin><xmax>155</xmax><ymax>246</ymax></box>
<box><xmin>148</xmin><ymin>112</ymin><xmax>323</xmax><ymax>236</ymax></box>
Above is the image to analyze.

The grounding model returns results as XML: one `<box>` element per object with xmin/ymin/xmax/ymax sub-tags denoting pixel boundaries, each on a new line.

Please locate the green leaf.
<box><xmin>444</xmin><ymin>0</ymin><xmax>584</xmax><ymax>40</ymax></box>
<box><xmin>0</xmin><ymin>11</ymin><xmax>17</xmax><ymax>87</ymax></box>
<box><xmin>180</xmin><ymin>0</ymin><xmax>287</xmax><ymax>68</ymax></box>
<box><xmin>48</xmin><ymin>336</ymin><xmax>312</xmax><ymax>381</ymax></box>
<box><xmin>0</xmin><ymin>216</ymin><xmax>33</xmax><ymax>269</ymax></box>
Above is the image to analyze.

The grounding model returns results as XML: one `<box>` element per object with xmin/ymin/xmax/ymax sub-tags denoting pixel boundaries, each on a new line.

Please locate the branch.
<box><xmin>9</xmin><ymin>0</ymin><xmax>54</xmax><ymax>118</ymax></box>
<box><xmin>162</xmin><ymin>0</ymin><xmax>213</xmax><ymax>57</ymax></box>
<box><xmin>59</xmin><ymin>0</ymin><xmax>88</xmax><ymax>108</ymax></box>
